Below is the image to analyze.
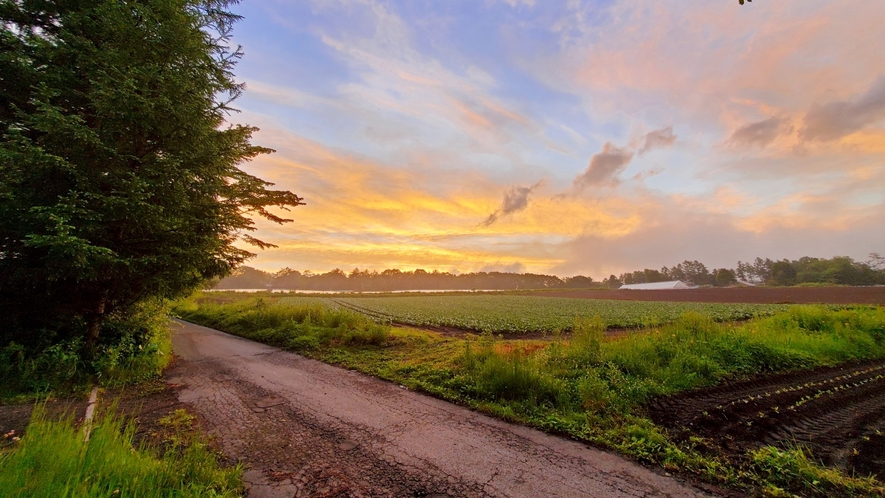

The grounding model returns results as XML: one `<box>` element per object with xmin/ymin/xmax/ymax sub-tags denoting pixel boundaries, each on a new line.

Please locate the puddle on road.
<box><xmin>255</xmin><ymin>396</ymin><xmax>287</xmax><ymax>409</ymax></box>
<box><xmin>338</xmin><ymin>440</ymin><xmax>358</xmax><ymax>451</ymax></box>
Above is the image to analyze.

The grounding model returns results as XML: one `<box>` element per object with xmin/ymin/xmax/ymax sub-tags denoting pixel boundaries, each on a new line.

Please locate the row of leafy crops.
<box><xmin>278</xmin><ymin>295</ymin><xmax>794</xmax><ymax>333</ymax></box>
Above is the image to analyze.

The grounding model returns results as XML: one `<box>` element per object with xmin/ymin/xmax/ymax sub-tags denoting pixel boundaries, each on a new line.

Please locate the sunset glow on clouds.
<box><xmin>228</xmin><ymin>0</ymin><xmax>885</xmax><ymax>278</ymax></box>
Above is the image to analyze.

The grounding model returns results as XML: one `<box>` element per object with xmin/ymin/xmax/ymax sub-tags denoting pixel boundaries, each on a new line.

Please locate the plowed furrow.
<box><xmin>331</xmin><ymin>299</ymin><xmax>397</xmax><ymax>322</ymax></box>
<box><xmin>650</xmin><ymin>358</ymin><xmax>885</xmax><ymax>476</ymax></box>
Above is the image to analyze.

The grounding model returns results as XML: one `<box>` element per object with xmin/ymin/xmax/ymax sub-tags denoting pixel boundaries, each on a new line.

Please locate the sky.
<box><xmin>224</xmin><ymin>0</ymin><xmax>885</xmax><ymax>279</ymax></box>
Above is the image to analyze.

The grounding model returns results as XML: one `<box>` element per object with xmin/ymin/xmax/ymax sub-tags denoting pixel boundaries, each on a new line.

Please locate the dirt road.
<box><xmin>168</xmin><ymin>320</ymin><xmax>712</xmax><ymax>498</ymax></box>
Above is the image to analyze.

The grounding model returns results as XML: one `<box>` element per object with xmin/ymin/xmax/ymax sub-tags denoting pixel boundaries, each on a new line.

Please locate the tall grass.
<box><xmin>174</xmin><ymin>295</ymin><xmax>390</xmax><ymax>351</ymax></box>
<box><xmin>0</xmin><ymin>405</ymin><xmax>241</xmax><ymax>498</ymax></box>
<box><xmin>451</xmin><ymin>307</ymin><xmax>885</xmax><ymax>414</ymax></box>
<box><xmin>751</xmin><ymin>445</ymin><xmax>883</xmax><ymax>497</ymax></box>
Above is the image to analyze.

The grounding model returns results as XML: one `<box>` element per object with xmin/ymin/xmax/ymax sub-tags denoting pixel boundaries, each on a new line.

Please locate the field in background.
<box><xmin>280</xmin><ymin>295</ymin><xmax>795</xmax><ymax>333</ymax></box>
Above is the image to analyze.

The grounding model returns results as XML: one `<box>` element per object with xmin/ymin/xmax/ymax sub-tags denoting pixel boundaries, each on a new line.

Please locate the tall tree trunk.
<box><xmin>86</xmin><ymin>293</ymin><xmax>107</xmax><ymax>349</ymax></box>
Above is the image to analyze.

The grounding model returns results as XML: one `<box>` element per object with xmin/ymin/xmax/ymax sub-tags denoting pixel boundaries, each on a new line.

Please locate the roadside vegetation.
<box><xmin>175</xmin><ymin>293</ymin><xmax>885</xmax><ymax>497</ymax></box>
<box><xmin>177</xmin><ymin>295</ymin><xmax>390</xmax><ymax>351</ymax></box>
<box><xmin>0</xmin><ymin>315</ymin><xmax>172</xmax><ymax>401</ymax></box>
<box><xmin>0</xmin><ymin>301</ymin><xmax>173</xmax><ymax>401</ymax></box>
<box><xmin>0</xmin><ymin>403</ymin><xmax>241</xmax><ymax>498</ymax></box>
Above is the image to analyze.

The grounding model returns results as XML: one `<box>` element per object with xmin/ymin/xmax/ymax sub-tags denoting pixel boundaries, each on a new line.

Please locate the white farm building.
<box><xmin>619</xmin><ymin>281</ymin><xmax>691</xmax><ymax>290</ymax></box>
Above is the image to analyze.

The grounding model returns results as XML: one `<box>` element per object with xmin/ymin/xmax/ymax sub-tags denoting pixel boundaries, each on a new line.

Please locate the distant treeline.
<box><xmin>214</xmin><ymin>254</ymin><xmax>885</xmax><ymax>291</ymax></box>
<box><xmin>214</xmin><ymin>267</ymin><xmax>578</xmax><ymax>291</ymax></box>
<box><xmin>734</xmin><ymin>255</ymin><xmax>885</xmax><ymax>287</ymax></box>
<box><xmin>613</xmin><ymin>254</ymin><xmax>885</xmax><ymax>288</ymax></box>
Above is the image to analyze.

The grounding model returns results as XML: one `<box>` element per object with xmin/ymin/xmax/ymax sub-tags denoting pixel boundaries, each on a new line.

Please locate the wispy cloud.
<box><xmin>497</xmin><ymin>0</ymin><xmax>535</xmax><ymax>7</ymax></box>
<box><xmin>801</xmin><ymin>77</ymin><xmax>885</xmax><ymax>142</ymax></box>
<box><xmin>639</xmin><ymin>126</ymin><xmax>677</xmax><ymax>155</ymax></box>
<box><xmin>573</xmin><ymin>143</ymin><xmax>634</xmax><ymax>189</ymax></box>
<box><xmin>572</xmin><ymin>127</ymin><xmax>674</xmax><ymax>189</ymax></box>
<box><xmin>481</xmin><ymin>181</ymin><xmax>543</xmax><ymax>227</ymax></box>
<box><xmin>728</xmin><ymin>117</ymin><xmax>789</xmax><ymax>148</ymax></box>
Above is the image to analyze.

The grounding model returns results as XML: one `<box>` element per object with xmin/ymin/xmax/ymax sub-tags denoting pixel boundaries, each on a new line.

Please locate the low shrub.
<box><xmin>0</xmin><ymin>300</ymin><xmax>173</xmax><ymax>398</ymax></box>
<box><xmin>459</xmin><ymin>342</ymin><xmax>563</xmax><ymax>405</ymax></box>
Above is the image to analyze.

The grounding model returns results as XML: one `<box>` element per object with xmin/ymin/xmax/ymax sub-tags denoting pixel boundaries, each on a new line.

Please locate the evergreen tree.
<box><xmin>0</xmin><ymin>0</ymin><xmax>303</xmax><ymax>347</ymax></box>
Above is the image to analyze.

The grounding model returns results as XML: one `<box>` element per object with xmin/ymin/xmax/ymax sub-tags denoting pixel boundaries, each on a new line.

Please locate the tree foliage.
<box><xmin>619</xmin><ymin>268</ymin><xmax>669</xmax><ymax>286</ymax></box>
<box><xmin>619</xmin><ymin>260</ymin><xmax>727</xmax><ymax>287</ymax></box>
<box><xmin>736</xmin><ymin>255</ymin><xmax>885</xmax><ymax>287</ymax></box>
<box><xmin>0</xmin><ymin>0</ymin><xmax>303</xmax><ymax>348</ymax></box>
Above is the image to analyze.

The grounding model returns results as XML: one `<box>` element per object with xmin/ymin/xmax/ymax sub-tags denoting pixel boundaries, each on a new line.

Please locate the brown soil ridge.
<box><xmin>531</xmin><ymin>286</ymin><xmax>885</xmax><ymax>305</ymax></box>
<box><xmin>649</xmin><ymin>358</ymin><xmax>885</xmax><ymax>477</ymax></box>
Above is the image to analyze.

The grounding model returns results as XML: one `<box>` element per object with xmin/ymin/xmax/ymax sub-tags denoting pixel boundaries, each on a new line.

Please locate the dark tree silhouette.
<box><xmin>0</xmin><ymin>0</ymin><xmax>303</xmax><ymax>348</ymax></box>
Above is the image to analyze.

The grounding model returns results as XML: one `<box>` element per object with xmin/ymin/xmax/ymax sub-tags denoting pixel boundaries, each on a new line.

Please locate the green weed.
<box><xmin>0</xmin><ymin>404</ymin><xmax>241</xmax><ymax>497</ymax></box>
<box><xmin>173</xmin><ymin>295</ymin><xmax>391</xmax><ymax>352</ymax></box>
<box><xmin>751</xmin><ymin>445</ymin><xmax>884</xmax><ymax>497</ymax></box>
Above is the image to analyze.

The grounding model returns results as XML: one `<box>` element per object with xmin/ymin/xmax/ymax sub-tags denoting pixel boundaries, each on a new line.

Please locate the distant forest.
<box><xmin>213</xmin><ymin>254</ymin><xmax>885</xmax><ymax>291</ymax></box>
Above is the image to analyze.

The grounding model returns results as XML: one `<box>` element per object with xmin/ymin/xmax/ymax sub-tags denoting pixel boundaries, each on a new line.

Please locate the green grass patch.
<box><xmin>0</xmin><ymin>404</ymin><xmax>242</xmax><ymax>497</ymax></box>
<box><xmin>752</xmin><ymin>446</ymin><xmax>883</xmax><ymax>497</ymax></box>
<box><xmin>176</xmin><ymin>294</ymin><xmax>390</xmax><ymax>351</ymax></box>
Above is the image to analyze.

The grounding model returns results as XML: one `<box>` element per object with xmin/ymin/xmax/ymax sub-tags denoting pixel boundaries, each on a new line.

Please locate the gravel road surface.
<box><xmin>169</xmin><ymin>320</ymin><xmax>714</xmax><ymax>498</ymax></box>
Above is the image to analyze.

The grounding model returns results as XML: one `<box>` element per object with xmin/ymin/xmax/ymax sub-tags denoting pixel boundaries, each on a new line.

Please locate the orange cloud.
<box><xmin>538</xmin><ymin>1</ymin><xmax>885</xmax><ymax>139</ymax></box>
<box><xmin>228</xmin><ymin>125</ymin><xmax>668</xmax><ymax>273</ymax></box>
<box><xmin>840</xmin><ymin>130</ymin><xmax>885</xmax><ymax>154</ymax></box>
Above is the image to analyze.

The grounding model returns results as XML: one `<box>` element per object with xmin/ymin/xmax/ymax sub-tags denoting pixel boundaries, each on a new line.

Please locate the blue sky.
<box><xmin>221</xmin><ymin>0</ymin><xmax>885</xmax><ymax>278</ymax></box>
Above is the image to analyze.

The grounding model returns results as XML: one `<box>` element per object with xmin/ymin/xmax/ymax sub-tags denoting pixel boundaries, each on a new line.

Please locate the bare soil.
<box><xmin>532</xmin><ymin>286</ymin><xmax>885</xmax><ymax>305</ymax></box>
<box><xmin>0</xmin><ymin>398</ymin><xmax>89</xmax><ymax>450</ymax></box>
<box><xmin>0</xmin><ymin>377</ymin><xmax>219</xmax><ymax>454</ymax></box>
<box><xmin>648</xmin><ymin>358</ymin><xmax>885</xmax><ymax>478</ymax></box>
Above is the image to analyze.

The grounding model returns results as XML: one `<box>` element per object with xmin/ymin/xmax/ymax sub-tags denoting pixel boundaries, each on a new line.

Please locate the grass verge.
<box><xmin>174</xmin><ymin>294</ymin><xmax>885</xmax><ymax>497</ymax></box>
<box><xmin>0</xmin><ymin>401</ymin><xmax>242</xmax><ymax>498</ymax></box>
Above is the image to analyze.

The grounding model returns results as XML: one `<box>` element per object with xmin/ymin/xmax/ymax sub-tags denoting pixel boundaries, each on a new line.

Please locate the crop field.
<box><xmin>277</xmin><ymin>294</ymin><xmax>794</xmax><ymax>333</ymax></box>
